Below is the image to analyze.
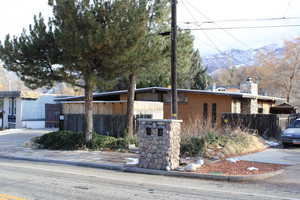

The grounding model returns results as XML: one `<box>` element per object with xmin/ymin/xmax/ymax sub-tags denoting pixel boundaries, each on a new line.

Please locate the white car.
<box><xmin>281</xmin><ymin>118</ymin><xmax>300</xmax><ymax>147</ymax></box>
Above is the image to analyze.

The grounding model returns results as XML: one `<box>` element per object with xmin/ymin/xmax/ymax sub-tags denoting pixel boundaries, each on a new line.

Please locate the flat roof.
<box><xmin>56</xmin><ymin>87</ymin><xmax>285</xmax><ymax>102</ymax></box>
<box><xmin>0</xmin><ymin>91</ymin><xmax>21</xmax><ymax>98</ymax></box>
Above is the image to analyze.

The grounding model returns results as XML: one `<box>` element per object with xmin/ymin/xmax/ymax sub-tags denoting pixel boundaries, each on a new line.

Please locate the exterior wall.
<box><xmin>231</xmin><ymin>99</ymin><xmax>241</xmax><ymax>113</ymax></box>
<box><xmin>163</xmin><ymin>93</ymin><xmax>232</xmax><ymax>129</ymax></box>
<box><xmin>241</xmin><ymin>98</ymin><xmax>258</xmax><ymax>114</ymax></box>
<box><xmin>120</xmin><ymin>94</ymin><xmax>127</xmax><ymax>101</ymax></box>
<box><xmin>22</xmin><ymin>121</ymin><xmax>45</xmax><ymax>129</ymax></box>
<box><xmin>63</xmin><ymin>101</ymin><xmax>127</xmax><ymax>115</ymax></box>
<box><xmin>0</xmin><ymin>97</ymin><xmax>22</xmax><ymax>128</ymax></box>
<box><xmin>134</xmin><ymin>101</ymin><xmax>164</xmax><ymax>119</ymax></box>
<box><xmin>135</xmin><ymin>93</ymin><xmax>161</xmax><ymax>101</ymax></box>
<box><xmin>258</xmin><ymin>100</ymin><xmax>273</xmax><ymax>114</ymax></box>
<box><xmin>15</xmin><ymin>97</ymin><xmax>22</xmax><ymax>128</ymax></box>
<box><xmin>3</xmin><ymin>97</ymin><xmax>9</xmax><ymax>128</ymax></box>
<box><xmin>62</xmin><ymin>101</ymin><xmax>164</xmax><ymax>119</ymax></box>
<box><xmin>121</xmin><ymin>93</ymin><xmax>162</xmax><ymax>102</ymax></box>
<box><xmin>22</xmin><ymin>95</ymin><xmax>57</xmax><ymax>121</ymax></box>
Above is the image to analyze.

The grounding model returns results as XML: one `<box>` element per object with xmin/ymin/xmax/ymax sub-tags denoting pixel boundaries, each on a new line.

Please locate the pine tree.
<box><xmin>189</xmin><ymin>50</ymin><xmax>211</xmax><ymax>90</ymax></box>
<box><xmin>108</xmin><ymin>0</ymin><xmax>170</xmax><ymax>137</ymax></box>
<box><xmin>0</xmin><ymin>0</ymin><xmax>136</xmax><ymax>143</ymax></box>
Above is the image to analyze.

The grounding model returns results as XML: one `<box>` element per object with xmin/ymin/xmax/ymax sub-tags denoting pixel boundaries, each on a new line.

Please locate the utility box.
<box><xmin>138</xmin><ymin>119</ymin><xmax>182</xmax><ymax>170</ymax></box>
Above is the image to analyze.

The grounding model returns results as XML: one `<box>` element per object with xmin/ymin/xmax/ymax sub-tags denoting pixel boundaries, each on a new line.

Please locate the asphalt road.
<box><xmin>0</xmin><ymin>158</ymin><xmax>300</xmax><ymax>200</ymax></box>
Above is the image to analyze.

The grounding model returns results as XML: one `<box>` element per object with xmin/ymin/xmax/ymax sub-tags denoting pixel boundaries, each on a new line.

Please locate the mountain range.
<box><xmin>202</xmin><ymin>44</ymin><xmax>284</xmax><ymax>73</ymax></box>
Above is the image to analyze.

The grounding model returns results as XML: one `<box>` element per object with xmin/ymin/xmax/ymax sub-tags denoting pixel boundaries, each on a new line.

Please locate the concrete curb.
<box><xmin>123</xmin><ymin>167</ymin><xmax>285</xmax><ymax>182</ymax></box>
<box><xmin>0</xmin><ymin>155</ymin><xmax>284</xmax><ymax>182</ymax></box>
<box><xmin>0</xmin><ymin>155</ymin><xmax>124</xmax><ymax>171</ymax></box>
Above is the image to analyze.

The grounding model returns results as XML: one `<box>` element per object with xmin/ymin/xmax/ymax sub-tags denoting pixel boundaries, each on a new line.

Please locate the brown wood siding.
<box><xmin>62</xmin><ymin>101</ymin><xmax>163</xmax><ymax>119</ymax></box>
<box><xmin>63</xmin><ymin>102</ymin><xmax>127</xmax><ymax>115</ymax></box>
<box><xmin>163</xmin><ymin>93</ymin><xmax>232</xmax><ymax>129</ymax></box>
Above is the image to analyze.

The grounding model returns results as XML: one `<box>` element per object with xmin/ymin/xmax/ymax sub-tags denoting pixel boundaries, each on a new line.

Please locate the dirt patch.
<box><xmin>195</xmin><ymin>160</ymin><xmax>288</xmax><ymax>176</ymax></box>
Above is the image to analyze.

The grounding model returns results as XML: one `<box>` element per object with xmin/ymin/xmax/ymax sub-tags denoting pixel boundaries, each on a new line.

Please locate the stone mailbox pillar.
<box><xmin>138</xmin><ymin>119</ymin><xmax>182</xmax><ymax>170</ymax></box>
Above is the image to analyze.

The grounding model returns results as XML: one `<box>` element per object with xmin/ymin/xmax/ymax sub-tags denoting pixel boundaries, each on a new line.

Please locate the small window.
<box><xmin>203</xmin><ymin>103</ymin><xmax>208</xmax><ymax>126</ymax></box>
<box><xmin>212</xmin><ymin>103</ymin><xmax>217</xmax><ymax>128</ymax></box>
<box><xmin>258</xmin><ymin>107</ymin><xmax>263</xmax><ymax>114</ymax></box>
<box><xmin>146</xmin><ymin>127</ymin><xmax>152</xmax><ymax>136</ymax></box>
<box><xmin>158</xmin><ymin>128</ymin><xmax>163</xmax><ymax>136</ymax></box>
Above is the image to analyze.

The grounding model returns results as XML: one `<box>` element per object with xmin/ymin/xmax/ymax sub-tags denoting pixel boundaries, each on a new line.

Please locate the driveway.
<box><xmin>235</xmin><ymin>147</ymin><xmax>300</xmax><ymax>165</ymax></box>
<box><xmin>0</xmin><ymin>129</ymin><xmax>137</xmax><ymax>166</ymax></box>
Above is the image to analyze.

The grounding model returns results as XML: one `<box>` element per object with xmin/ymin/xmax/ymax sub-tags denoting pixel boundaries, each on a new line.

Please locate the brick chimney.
<box><xmin>240</xmin><ymin>77</ymin><xmax>258</xmax><ymax>95</ymax></box>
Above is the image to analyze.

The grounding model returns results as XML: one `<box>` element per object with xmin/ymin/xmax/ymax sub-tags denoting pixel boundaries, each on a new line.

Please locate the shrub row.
<box><xmin>34</xmin><ymin>131</ymin><xmax>138</xmax><ymax>150</ymax></box>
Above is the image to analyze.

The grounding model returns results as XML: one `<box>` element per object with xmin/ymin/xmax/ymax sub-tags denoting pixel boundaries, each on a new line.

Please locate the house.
<box><xmin>57</xmin><ymin>100</ymin><xmax>164</xmax><ymax>136</ymax></box>
<box><xmin>0</xmin><ymin>91</ymin><xmax>22</xmax><ymax>129</ymax></box>
<box><xmin>0</xmin><ymin>91</ymin><xmax>62</xmax><ymax>129</ymax></box>
<box><xmin>57</xmin><ymin>78</ymin><xmax>284</xmax><ymax>130</ymax></box>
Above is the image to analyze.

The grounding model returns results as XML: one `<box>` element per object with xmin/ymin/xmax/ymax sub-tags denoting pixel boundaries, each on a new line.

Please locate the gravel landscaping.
<box><xmin>195</xmin><ymin>160</ymin><xmax>288</xmax><ymax>176</ymax></box>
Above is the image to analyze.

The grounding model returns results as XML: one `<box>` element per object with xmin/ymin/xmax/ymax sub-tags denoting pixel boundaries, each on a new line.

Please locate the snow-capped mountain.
<box><xmin>202</xmin><ymin>44</ymin><xmax>284</xmax><ymax>73</ymax></box>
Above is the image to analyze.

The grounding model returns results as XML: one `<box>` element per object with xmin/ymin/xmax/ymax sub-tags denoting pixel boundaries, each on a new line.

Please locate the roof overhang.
<box><xmin>0</xmin><ymin>91</ymin><xmax>21</xmax><ymax>98</ymax></box>
<box><xmin>55</xmin><ymin>87</ymin><xmax>284</xmax><ymax>102</ymax></box>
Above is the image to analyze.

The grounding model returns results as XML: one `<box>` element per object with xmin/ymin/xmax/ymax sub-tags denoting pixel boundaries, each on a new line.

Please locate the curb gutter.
<box><xmin>0</xmin><ymin>155</ymin><xmax>284</xmax><ymax>182</ymax></box>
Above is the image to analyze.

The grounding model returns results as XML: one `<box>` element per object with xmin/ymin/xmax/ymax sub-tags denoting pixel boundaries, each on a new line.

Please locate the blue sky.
<box><xmin>1</xmin><ymin>0</ymin><xmax>300</xmax><ymax>55</ymax></box>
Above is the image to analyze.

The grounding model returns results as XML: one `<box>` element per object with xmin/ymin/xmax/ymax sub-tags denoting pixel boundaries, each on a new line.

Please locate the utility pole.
<box><xmin>171</xmin><ymin>0</ymin><xmax>178</xmax><ymax>119</ymax></box>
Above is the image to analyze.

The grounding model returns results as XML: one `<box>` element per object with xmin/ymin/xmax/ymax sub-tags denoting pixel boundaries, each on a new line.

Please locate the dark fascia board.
<box><xmin>55</xmin><ymin>87</ymin><xmax>283</xmax><ymax>102</ymax></box>
<box><xmin>0</xmin><ymin>91</ymin><xmax>21</xmax><ymax>98</ymax></box>
<box><xmin>55</xmin><ymin>87</ymin><xmax>242</xmax><ymax>101</ymax></box>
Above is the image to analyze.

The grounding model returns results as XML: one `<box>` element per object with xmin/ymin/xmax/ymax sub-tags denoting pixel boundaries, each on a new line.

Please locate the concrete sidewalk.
<box><xmin>0</xmin><ymin>129</ymin><xmax>137</xmax><ymax>167</ymax></box>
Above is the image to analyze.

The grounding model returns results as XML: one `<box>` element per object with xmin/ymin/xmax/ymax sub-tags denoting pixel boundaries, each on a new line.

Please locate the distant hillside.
<box><xmin>202</xmin><ymin>44</ymin><xmax>284</xmax><ymax>73</ymax></box>
<box><xmin>0</xmin><ymin>65</ymin><xmax>82</xmax><ymax>96</ymax></box>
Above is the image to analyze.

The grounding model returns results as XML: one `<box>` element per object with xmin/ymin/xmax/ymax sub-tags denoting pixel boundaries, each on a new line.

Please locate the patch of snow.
<box><xmin>226</xmin><ymin>158</ymin><xmax>239</xmax><ymax>163</ymax></box>
<box><xmin>166</xmin><ymin>166</ymin><xmax>171</xmax><ymax>171</ymax></box>
<box><xmin>184</xmin><ymin>159</ymin><xmax>204</xmax><ymax>172</ymax></box>
<box><xmin>265</xmin><ymin>140</ymin><xmax>280</xmax><ymax>147</ymax></box>
<box><xmin>126</xmin><ymin>158</ymin><xmax>139</xmax><ymax>165</ymax></box>
<box><xmin>247</xmin><ymin>167</ymin><xmax>259</xmax><ymax>171</ymax></box>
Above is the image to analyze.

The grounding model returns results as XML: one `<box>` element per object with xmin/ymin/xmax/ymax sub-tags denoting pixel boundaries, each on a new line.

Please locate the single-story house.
<box><xmin>57</xmin><ymin>78</ymin><xmax>284</xmax><ymax>130</ymax></box>
<box><xmin>0</xmin><ymin>91</ymin><xmax>61</xmax><ymax>129</ymax></box>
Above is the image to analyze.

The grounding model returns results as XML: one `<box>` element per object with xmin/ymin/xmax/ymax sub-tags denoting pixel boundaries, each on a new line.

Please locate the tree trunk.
<box><xmin>84</xmin><ymin>78</ymin><xmax>93</xmax><ymax>144</ymax></box>
<box><xmin>127</xmin><ymin>72</ymin><xmax>136</xmax><ymax>137</ymax></box>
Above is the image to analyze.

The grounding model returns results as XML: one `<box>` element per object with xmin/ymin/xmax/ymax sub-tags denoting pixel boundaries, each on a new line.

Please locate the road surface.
<box><xmin>0</xmin><ymin>158</ymin><xmax>299</xmax><ymax>200</ymax></box>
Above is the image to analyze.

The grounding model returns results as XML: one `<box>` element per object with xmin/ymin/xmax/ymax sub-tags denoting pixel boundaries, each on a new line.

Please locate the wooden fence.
<box><xmin>63</xmin><ymin>114</ymin><xmax>127</xmax><ymax>137</ymax></box>
<box><xmin>221</xmin><ymin>113</ymin><xmax>284</xmax><ymax>139</ymax></box>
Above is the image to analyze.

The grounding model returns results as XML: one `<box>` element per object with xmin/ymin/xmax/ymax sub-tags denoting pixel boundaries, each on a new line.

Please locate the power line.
<box><xmin>283</xmin><ymin>0</ymin><xmax>293</xmax><ymax>18</ymax></box>
<box><xmin>179</xmin><ymin>0</ymin><xmax>242</xmax><ymax>65</ymax></box>
<box><xmin>179</xmin><ymin>16</ymin><xmax>300</xmax><ymax>25</ymax></box>
<box><xmin>183</xmin><ymin>0</ymin><xmax>249</xmax><ymax>48</ymax></box>
<box><xmin>179</xmin><ymin>0</ymin><xmax>223</xmax><ymax>52</ymax></box>
<box><xmin>183</xmin><ymin>24</ymin><xmax>300</xmax><ymax>31</ymax></box>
